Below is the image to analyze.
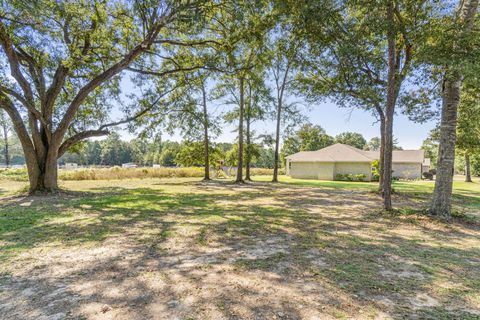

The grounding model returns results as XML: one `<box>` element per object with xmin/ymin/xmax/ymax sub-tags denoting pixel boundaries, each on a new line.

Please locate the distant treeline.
<box><xmin>59</xmin><ymin>132</ymin><xmax>277</xmax><ymax>168</ymax></box>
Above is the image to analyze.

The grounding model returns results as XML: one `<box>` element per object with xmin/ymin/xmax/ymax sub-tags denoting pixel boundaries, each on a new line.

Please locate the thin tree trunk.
<box><xmin>201</xmin><ymin>83</ymin><xmax>210</xmax><ymax>181</ymax></box>
<box><xmin>236</xmin><ymin>77</ymin><xmax>245</xmax><ymax>183</ymax></box>
<box><xmin>272</xmin><ymin>62</ymin><xmax>290</xmax><ymax>182</ymax></box>
<box><xmin>245</xmin><ymin>84</ymin><xmax>251</xmax><ymax>181</ymax></box>
<box><xmin>382</xmin><ymin>0</ymin><xmax>396</xmax><ymax>211</ymax></box>
<box><xmin>465</xmin><ymin>152</ymin><xmax>472</xmax><ymax>182</ymax></box>
<box><xmin>272</xmin><ymin>100</ymin><xmax>281</xmax><ymax>182</ymax></box>
<box><xmin>374</xmin><ymin>107</ymin><xmax>386</xmax><ymax>190</ymax></box>
<box><xmin>430</xmin><ymin>0</ymin><xmax>479</xmax><ymax>218</ymax></box>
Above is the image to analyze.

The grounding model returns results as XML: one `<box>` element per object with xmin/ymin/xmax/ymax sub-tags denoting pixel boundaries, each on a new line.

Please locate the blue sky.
<box><xmin>114</xmin><ymin>77</ymin><xmax>437</xmax><ymax>150</ymax></box>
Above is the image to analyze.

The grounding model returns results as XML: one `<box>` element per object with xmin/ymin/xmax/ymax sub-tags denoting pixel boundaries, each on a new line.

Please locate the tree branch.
<box><xmin>155</xmin><ymin>39</ymin><xmax>222</xmax><ymax>47</ymax></box>
<box><xmin>54</xmin><ymin>14</ymin><xmax>169</xmax><ymax>144</ymax></box>
<box><xmin>126</xmin><ymin>65</ymin><xmax>213</xmax><ymax>77</ymax></box>
<box><xmin>0</xmin><ymin>22</ymin><xmax>35</xmax><ymax>107</ymax></box>
<box><xmin>0</xmin><ymin>91</ymin><xmax>38</xmax><ymax>171</ymax></box>
<box><xmin>58</xmin><ymin>129</ymin><xmax>109</xmax><ymax>157</ymax></box>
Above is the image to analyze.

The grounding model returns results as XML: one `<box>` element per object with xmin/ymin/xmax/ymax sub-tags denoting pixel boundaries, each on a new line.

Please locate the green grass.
<box><xmin>0</xmin><ymin>176</ymin><xmax>479</xmax><ymax>319</ymax></box>
<box><xmin>254</xmin><ymin>175</ymin><xmax>480</xmax><ymax>211</ymax></box>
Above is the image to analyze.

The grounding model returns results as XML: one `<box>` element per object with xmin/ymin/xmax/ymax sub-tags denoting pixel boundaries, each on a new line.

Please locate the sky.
<box><xmin>114</xmin><ymin>77</ymin><xmax>437</xmax><ymax>150</ymax></box>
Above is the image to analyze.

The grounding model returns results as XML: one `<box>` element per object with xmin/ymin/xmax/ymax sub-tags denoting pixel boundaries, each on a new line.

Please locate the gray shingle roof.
<box><xmin>286</xmin><ymin>143</ymin><xmax>425</xmax><ymax>163</ymax></box>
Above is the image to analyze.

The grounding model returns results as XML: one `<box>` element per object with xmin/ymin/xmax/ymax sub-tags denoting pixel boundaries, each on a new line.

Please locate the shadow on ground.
<box><xmin>0</xmin><ymin>181</ymin><xmax>479</xmax><ymax>319</ymax></box>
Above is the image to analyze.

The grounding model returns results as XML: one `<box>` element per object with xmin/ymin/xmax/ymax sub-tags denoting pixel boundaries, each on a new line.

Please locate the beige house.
<box><xmin>286</xmin><ymin>143</ymin><xmax>430</xmax><ymax>181</ymax></box>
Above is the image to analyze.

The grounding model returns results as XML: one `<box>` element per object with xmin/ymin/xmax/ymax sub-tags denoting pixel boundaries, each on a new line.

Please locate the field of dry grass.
<box><xmin>0</xmin><ymin>177</ymin><xmax>479</xmax><ymax>319</ymax></box>
<box><xmin>0</xmin><ymin>167</ymin><xmax>282</xmax><ymax>182</ymax></box>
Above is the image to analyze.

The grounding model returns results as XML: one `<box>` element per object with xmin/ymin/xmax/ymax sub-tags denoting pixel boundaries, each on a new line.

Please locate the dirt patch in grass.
<box><xmin>0</xmin><ymin>178</ymin><xmax>479</xmax><ymax>319</ymax></box>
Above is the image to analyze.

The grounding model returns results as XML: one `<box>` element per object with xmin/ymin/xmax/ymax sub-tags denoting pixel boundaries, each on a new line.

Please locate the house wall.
<box><xmin>289</xmin><ymin>162</ymin><xmax>335</xmax><ymax>180</ymax></box>
<box><xmin>392</xmin><ymin>162</ymin><xmax>422</xmax><ymax>179</ymax></box>
<box><xmin>334</xmin><ymin>162</ymin><xmax>372</xmax><ymax>181</ymax></box>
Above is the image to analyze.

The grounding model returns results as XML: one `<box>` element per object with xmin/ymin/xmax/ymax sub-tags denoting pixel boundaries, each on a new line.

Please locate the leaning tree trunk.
<box><xmin>201</xmin><ymin>84</ymin><xmax>210</xmax><ymax>181</ymax></box>
<box><xmin>465</xmin><ymin>152</ymin><xmax>472</xmax><ymax>182</ymax></box>
<box><xmin>235</xmin><ymin>77</ymin><xmax>245</xmax><ymax>183</ymax></box>
<box><xmin>430</xmin><ymin>0</ymin><xmax>479</xmax><ymax>218</ymax></box>
<box><xmin>272</xmin><ymin>100</ymin><xmax>282</xmax><ymax>182</ymax></box>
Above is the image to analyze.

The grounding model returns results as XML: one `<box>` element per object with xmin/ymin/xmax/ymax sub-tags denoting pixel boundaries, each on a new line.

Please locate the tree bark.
<box><xmin>382</xmin><ymin>0</ymin><xmax>396</xmax><ymax>211</ymax></box>
<box><xmin>201</xmin><ymin>83</ymin><xmax>210</xmax><ymax>181</ymax></box>
<box><xmin>374</xmin><ymin>105</ymin><xmax>386</xmax><ymax>190</ymax></box>
<box><xmin>2</xmin><ymin>124</ymin><xmax>8</xmax><ymax>167</ymax></box>
<box><xmin>29</xmin><ymin>153</ymin><xmax>59</xmax><ymax>193</ymax></box>
<box><xmin>272</xmin><ymin>99</ymin><xmax>282</xmax><ymax>182</ymax></box>
<box><xmin>235</xmin><ymin>77</ymin><xmax>245</xmax><ymax>183</ymax></box>
<box><xmin>272</xmin><ymin>61</ymin><xmax>290</xmax><ymax>182</ymax></box>
<box><xmin>245</xmin><ymin>84</ymin><xmax>252</xmax><ymax>181</ymax></box>
<box><xmin>430</xmin><ymin>0</ymin><xmax>479</xmax><ymax>218</ymax></box>
<box><xmin>465</xmin><ymin>152</ymin><xmax>472</xmax><ymax>182</ymax></box>
<box><xmin>430</xmin><ymin>77</ymin><xmax>460</xmax><ymax>216</ymax></box>
<box><xmin>379</xmin><ymin>117</ymin><xmax>385</xmax><ymax>189</ymax></box>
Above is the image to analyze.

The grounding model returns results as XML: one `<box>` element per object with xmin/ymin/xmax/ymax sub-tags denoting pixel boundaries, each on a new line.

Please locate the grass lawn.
<box><xmin>0</xmin><ymin>176</ymin><xmax>479</xmax><ymax>319</ymax></box>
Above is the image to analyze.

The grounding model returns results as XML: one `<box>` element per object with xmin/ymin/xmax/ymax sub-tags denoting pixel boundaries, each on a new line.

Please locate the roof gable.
<box><xmin>287</xmin><ymin>143</ymin><xmax>425</xmax><ymax>163</ymax></box>
<box><xmin>287</xmin><ymin>143</ymin><xmax>372</xmax><ymax>162</ymax></box>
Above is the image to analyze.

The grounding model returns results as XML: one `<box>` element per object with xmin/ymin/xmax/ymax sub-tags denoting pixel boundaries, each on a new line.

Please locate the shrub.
<box><xmin>335</xmin><ymin>173</ymin><xmax>367</xmax><ymax>182</ymax></box>
<box><xmin>371</xmin><ymin>160</ymin><xmax>380</xmax><ymax>182</ymax></box>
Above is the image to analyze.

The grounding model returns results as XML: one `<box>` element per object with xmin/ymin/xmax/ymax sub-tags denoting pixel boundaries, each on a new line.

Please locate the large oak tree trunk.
<box><xmin>235</xmin><ymin>77</ymin><xmax>245</xmax><ymax>183</ymax></box>
<box><xmin>201</xmin><ymin>84</ymin><xmax>210</xmax><ymax>181</ymax></box>
<box><xmin>26</xmin><ymin>146</ymin><xmax>59</xmax><ymax>193</ymax></box>
<box><xmin>0</xmin><ymin>15</ymin><xmax>167</xmax><ymax>195</ymax></box>
<box><xmin>272</xmin><ymin>100</ymin><xmax>281</xmax><ymax>182</ymax></box>
<box><xmin>465</xmin><ymin>152</ymin><xmax>472</xmax><ymax>182</ymax></box>
<box><xmin>430</xmin><ymin>0</ymin><xmax>479</xmax><ymax>218</ymax></box>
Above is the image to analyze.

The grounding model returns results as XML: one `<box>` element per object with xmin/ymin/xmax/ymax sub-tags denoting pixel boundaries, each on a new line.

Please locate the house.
<box><xmin>286</xmin><ymin>143</ymin><xmax>430</xmax><ymax>181</ymax></box>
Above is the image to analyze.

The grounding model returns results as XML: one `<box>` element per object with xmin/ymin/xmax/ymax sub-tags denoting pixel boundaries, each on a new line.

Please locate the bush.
<box><xmin>423</xmin><ymin>171</ymin><xmax>434</xmax><ymax>180</ymax></box>
<box><xmin>371</xmin><ymin>160</ymin><xmax>380</xmax><ymax>182</ymax></box>
<box><xmin>335</xmin><ymin>173</ymin><xmax>367</xmax><ymax>182</ymax></box>
<box><xmin>429</xmin><ymin>168</ymin><xmax>437</xmax><ymax>175</ymax></box>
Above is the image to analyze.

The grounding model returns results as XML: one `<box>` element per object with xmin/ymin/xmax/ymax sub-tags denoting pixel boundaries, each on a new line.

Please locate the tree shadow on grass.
<box><xmin>0</xmin><ymin>183</ymin><xmax>479</xmax><ymax>319</ymax></box>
